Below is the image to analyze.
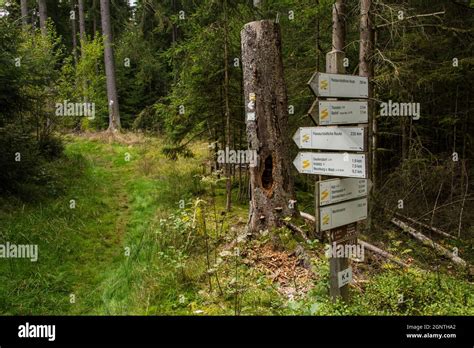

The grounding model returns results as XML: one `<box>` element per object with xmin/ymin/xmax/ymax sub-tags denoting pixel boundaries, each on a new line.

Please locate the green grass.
<box><xmin>0</xmin><ymin>134</ymin><xmax>472</xmax><ymax>316</ymax></box>
<box><xmin>0</xmin><ymin>137</ymin><xmax>125</xmax><ymax>314</ymax></box>
<box><xmin>0</xmin><ymin>134</ymin><xmax>265</xmax><ymax>315</ymax></box>
<box><xmin>0</xmin><ymin>135</ymin><xmax>204</xmax><ymax>314</ymax></box>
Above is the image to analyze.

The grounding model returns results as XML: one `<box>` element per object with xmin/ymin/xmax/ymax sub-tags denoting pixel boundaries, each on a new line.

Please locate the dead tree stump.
<box><xmin>241</xmin><ymin>20</ymin><xmax>298</xmax><ymax>234</ymax></box>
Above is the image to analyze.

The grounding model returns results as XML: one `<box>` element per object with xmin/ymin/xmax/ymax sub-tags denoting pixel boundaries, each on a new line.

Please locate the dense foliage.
<box><xmin>0</xmin><ymin>0</ymin><xmax>472</xmax><ymax>317</ymax></box>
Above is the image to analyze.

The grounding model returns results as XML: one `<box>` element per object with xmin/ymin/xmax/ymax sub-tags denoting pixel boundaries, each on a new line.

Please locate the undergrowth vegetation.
<box><xmin>0</xmin><ymin>134</ymin><xmax>472</xmax><ymax>315</ymax></box>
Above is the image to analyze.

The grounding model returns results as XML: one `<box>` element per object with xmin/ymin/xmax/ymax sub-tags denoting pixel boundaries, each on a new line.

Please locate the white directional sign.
<box><xmin>338</xmin><ymin>267</ymin><xmax>353</xmax><ymax>288</ymax></box>
<box><xmin>319</xmin><ymin>178</ymin><xmax>368</xmax><ymax>206</ymax></box>
<box><xmin>293</xmin><ymin>152</ymin><xmax>367</xmax><ymax>178</ymax></box>
<box><xmin>308</xmin><ymin>72</ymin><xmax>368</xmax><ymax>98</ymax></box>
<box><xmin>293</xmin><ymin>127</ymin><xmax>365</xmax><ymax>151</ymax></box>
<box><xmin>319</xmin><ymin>197</ymin><xmax>368</xmax><ymax>231</ymax></box>
<box><xmin>309</xmin><ymin>100</ymin><xmax>368</xmax><ymax>125</ymax></box>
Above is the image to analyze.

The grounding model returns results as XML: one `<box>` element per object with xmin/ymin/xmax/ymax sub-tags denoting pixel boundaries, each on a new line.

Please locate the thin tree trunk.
<box><xmin>92</xmin><ymin>0</ymin><xmax>97</xmax><ymax>39</ymax></box>
<box><xmin>238</xmin><ymin>55</ymin><xmax>246</xmax><ymax>203</ymax></box>
<box><xmin>93</xmin><ymin>0</ymin><xmax>99</xmax><ymax>77</ymax></box>
<box><xmin>316</xmin><ymin>0</ymin><xmax>321</xmax><ymax>71</ymax></box>
<box><xmin>238</xmin><ymin>124</ymin><xmax>243</xmax><ymax>202</ymax></box>
<box><xmin>224</xmin><ymin>0</ymin><xmax>232</xmax><ymax>212</ymax></box>
<box><xmin>392</xmin><ymin>218</ymin><xmax>467</xmax><ymax>267</ymax></box>
<box><xmin>358</xmin><ymin>240</ymin><xmax>409</xmax><ymax>268</ymax></box>
<box><xmin>21</xmin><ymin>0</ymin><xmax>28</xmax><ymax>27</ymax></box>
<box><xmin>71</xmin><ymin>0</ymin><xmax>78</xmax><ymax>66</ymax></box>
<box><xmin>214</xmin><ymin>126</ymin><xmax>219</xmax><ymax>172</ymax></box>
<box><xmin>241</xmin><ymin>20</ymin><xmax>298</xmax><ymax>233</ymax></box>
<box><xmin>360</xmin><ymin>0</ymin><xmax>375</xmax><ymax>239</ymax></box>
<box><xmin>171</xmin><ymin>0</ymin><xmax>179</xmax><ymax>84</ymax></box>
<box><xmin>360</xmin><ymin>0</ymin><xmax>375</xmax><ymax>183</ymax></box>
<box><xmin>392</xmin><ymin>211</ymin><xmax>458</xmax><ymax>240</ymax></box>
<box><xmin>78</xmin><ymin>0</ymin><xmax>86</xmax><ymax>44</ymax></box>
<box><xmin>38</xmin><ymin>0</ymin><xmax>47</xmax><ymax>36</ymax></box>
<box><xmin>77</xmin><ymin>0</ymin><xmax>88</xmax><ymax>102</ymax></box>
<box><xmin>332</xmin><ymin>0</ymin><xmax>346</xmax><ymax>51</ymax></box>
<box><xmin>172</xmin><ymin>0</ymin><xmax>178</xmax><ymax>43</ymax></box>
<box><xmin>100</xmin><ymin>0</ymin><xmax>121</xmax><ymax>131</ymax></box>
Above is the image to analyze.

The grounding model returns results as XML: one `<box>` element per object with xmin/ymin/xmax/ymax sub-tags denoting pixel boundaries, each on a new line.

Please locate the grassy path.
<box><xmin>0</xmin><ymin>134</ymin><xmax>205</xmax><ymax>314</ymax></box>
<box><xmin>1</xmin><ymin>134</ymin><xmax>472</xmax><ymax>316</ymax></box>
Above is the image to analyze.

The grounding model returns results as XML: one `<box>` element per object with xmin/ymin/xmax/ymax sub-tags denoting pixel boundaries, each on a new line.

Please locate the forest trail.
<box><xmin>0</xmin><ymin>134</ymin><xmax>472</xmax><ymax>316</ymax></box>
<box><xmin>0</xmin><ymin>134</ymin><xmax>203</xmax><ymax>314</ymax></box>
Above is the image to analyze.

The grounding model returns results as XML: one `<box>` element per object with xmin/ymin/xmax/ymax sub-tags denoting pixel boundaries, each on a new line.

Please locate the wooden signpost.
<box><xmin>330</xmin><ymin>223</ymin><xmax>358</xmax><ymax>243</ymax></box>
<box><xmin>319</xmin><ymin>178</ymin><xmax>368</xmax><ymax>206</ymax></box>
<box><xmin>293</xmin><ymin>47</ymin><xmax>370</xmax><ymax>302</ymax></box>
<box><xmin>319</xmin><ymin>197</ymin><xmax>368</xmax><ymax>231</ymax></box>
<box><xmin>293</xmin><ymin>152</ymin><xmax>367</xmax><ymax>178</ymax></box>
<box><xmin>293</xmin><ymin>126</ymin><xmax>365</xmax><ymax>151</ymax></box>
<box><xmin>308</xmin><ymin>100</ymin><xmax>368</xmax><ymax>125</ymax></box>
<box><xmin>308</xmin><ymin>72</ymin><xmax>369</xmax><ymax>98</ymax></box>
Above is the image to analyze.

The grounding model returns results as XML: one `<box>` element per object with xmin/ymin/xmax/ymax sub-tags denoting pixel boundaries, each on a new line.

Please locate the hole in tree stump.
<box><xmin>262</xmin><ymin>155</ymin><xmax>273</xmax><ymax>190</ymax></box>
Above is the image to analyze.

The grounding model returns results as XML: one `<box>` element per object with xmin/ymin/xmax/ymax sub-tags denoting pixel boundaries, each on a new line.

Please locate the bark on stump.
<box><xmin>241</xmin><ymin>20</ymin><xmax>297</xmax><ymax>234</ymax></box>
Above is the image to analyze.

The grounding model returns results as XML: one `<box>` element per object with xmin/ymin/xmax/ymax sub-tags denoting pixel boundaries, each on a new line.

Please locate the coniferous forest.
<box><xmin>0</xmin><ymin>0</ymin><xmax>473</xmax><ymax>342</ymax></box>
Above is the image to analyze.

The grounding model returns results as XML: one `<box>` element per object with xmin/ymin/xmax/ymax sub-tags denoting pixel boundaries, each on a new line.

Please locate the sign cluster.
<box><xmin>293</xmin><ymin>71</ymin><xmax>370</xmax><ymax>288</ymax></box>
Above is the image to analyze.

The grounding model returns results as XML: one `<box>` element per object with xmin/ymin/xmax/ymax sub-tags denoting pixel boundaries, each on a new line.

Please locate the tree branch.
<box><xmin>377</xmin><ymin>11</ymin><xmax>445</xmax><ymax>28</ymax></box>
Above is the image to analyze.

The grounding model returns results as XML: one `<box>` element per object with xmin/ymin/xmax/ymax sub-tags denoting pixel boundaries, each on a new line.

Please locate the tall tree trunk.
<box><xmin>238</xmin><ymin>125</ymin><xmax>243</xmax><ymax>202</ymax></box>
<box><xmin>71</xmin><ymin>0</ymin><xmax>78</xmax><ymax>66</ymax></box>
<box><xmin>238</xmin><ymin>62</ymin><xmax>245</xmax><ymax>203</ymax></box>
<box><xmin>92</xmin><ymin>0</ymin><xmax>97</xmax><ymax>39</ymax></box>
<box><xmin>171</xmin><ymin>0</ymin><xmax>178</xmax><ymax>43</ymax></box>
<box><xmin>214</xmin><ymin>126</ymin><xmax>219</xmax><ymax>172</ymax></box>
<box><xmin>332</xmin><ymin>0</ymin><xmax>346</xmax><ymax>51</ymax></box>
<box><xmin>241</xmin><ymin>20</ymin><xmax>298</xmax><ymax>234</ymax></box>
<box><xmin>100</xmin><ymin>0</ymin><xmax>121</xmax><ymax>131</ymax></box>
<box><xmin>78</xmin><ymin>0</ymin><xmax>86</xmax><ymax>44</ymax></box>
<box><xmin>78</xmin><ymin>0</ymin><xmax>88</xmax><ymax>102</ymax></box>
<box><xmin>38</xmin><ymin>0</ymin><xmax>48</xmax><ymax>36</ymax></box>
<box><xmin>359</xmin><ymin>0</ymin><xmax>375</xmax><ymax>184</ymax></box>
<box><xmin>21</xmin><ymin>0</ymin><xmax>28</xmax><ymax>27</ymax></box>
<box><xmin>171</xmin><ymin>0</ymin><xmax>180</xmax><ymax>84</ymax></box>
<box><xmin>224</xmin><ymin>0</ymin><xmax>232</xmax><ymax>212</ymax></box>
<box><xmin>359</xmin><ymin>0</ymin><xmax>375</xmax><ymax>242</ymax></box>
<box><xmin>316</xmin><ymin>0</ymin><xmax>321</xmax><ymax>71</ymax></box>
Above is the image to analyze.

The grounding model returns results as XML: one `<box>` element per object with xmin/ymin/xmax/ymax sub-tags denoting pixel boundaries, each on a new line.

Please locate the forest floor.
<box><xmin>0</xmin><ymin>133</ymin><xmax>472</xmax><ymax>315</ymax></box>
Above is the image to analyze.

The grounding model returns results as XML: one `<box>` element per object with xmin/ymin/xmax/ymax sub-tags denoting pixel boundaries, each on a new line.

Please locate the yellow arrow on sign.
<box><xmin>320</xmin><ymin>80</ymin><xmax>328</xmax><ymax>90</ymax></box>
<box><xmin>321</xmin><ymin>190</ymin><xmax>329</xmax><ymax>201</ymax></box>
<box><xmin>302</xmin><ymin>159</ymin><xmax>310</xmax><ymax>169</ymax></box>
<box><xmin>320</xmin><ymin>108</ymin><xmax>329</xmax><ymax>119</ymax></box>
<box><xmin>322</xmin><ymin>213</ymin><xmax>330</xmax><ymax>225</ymax></box>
